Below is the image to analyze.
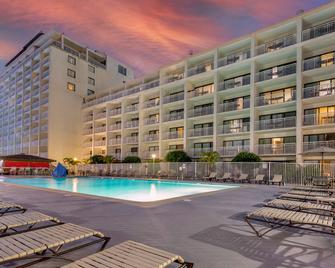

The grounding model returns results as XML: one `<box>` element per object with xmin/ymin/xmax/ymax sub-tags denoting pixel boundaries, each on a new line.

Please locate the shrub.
<box><xmin>232</xmin><ymin>152</ymin><xmax>261</xmax><ymax>162</ymax></box>
<box><xmin>89</xmin><ymin>154</ymin><xmax>105</xmax><ymax>164</ymax></box>
<box><xmin>123</xmin><ymin>156</ymin><xmax>141</xmax><ymax>163</ymax></box>
<box><xmin>165</xmin><ymin>150</ymin><xmax>192</xmax><ymax>162</ymax></box>
<box><xmin>200</xmin><ymin>151</ymin><xmax>220</xmax><ymax>163</ymax></box>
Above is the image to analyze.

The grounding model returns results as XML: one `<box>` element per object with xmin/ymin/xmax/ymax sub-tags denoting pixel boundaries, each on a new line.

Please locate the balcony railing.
<box><xmin>124</xmin><ymin>152</ymin><xmax>138</xmax><ymax>157</ymax></box>
<box><xmin>164</xmin><ymin>131</ymin><xmax>183</xmax><ymax>140</ymax></box>
<box><xmin>164</xmin><ymin>73</ymin><xmax>184</xmax><ymax>84</ymax></box>
<box><xmin>188</xmin><ymin>127</ymin><xmax>213</xmax><ymax>137</ymax></box>
<box><xmin>124</xmin><ymin>136</ymin><xmax>139</xmax><ymax>144</ymax></box>
<box><xmin>189</xmin><ymin>147</ymin><xmax>213</xmax><ymax>158</ymax></box>
<box><xmin>83</xmin><ymin>115</ymin><xmax>93</xmax><ymax>122</ymax></box>
<box><xmin>255</xmin><ymin>34</ymin><xmax>296</xmax><ymax>55</ymax></box>
<box><xmin>109</xmin><ymin>124</ymin><xmax>122</xmax><ymax>131</ymax></box>
<box><xmin>125</xmin><ymin>104</ymin><xmax>138</xmax><ymax>113</ymax></box>
<box><xmin>218</xmin><ymin>75</ymin><xmax>250</xmax><ymax>91</ymax></box>
<box><xmin>218</xmin><ymin>99</ymin><xmax>250</xmax><ymax>113</ymax></box>
<box><xmin>303</xmin><ymin>140</ymin><xmax>335</xmax><ymax>151</ymax></box>
<box><xmin>303</xmin><ymin>85</ymin><xmax>335</xmax><ymax>99</ymax></box>
<box><xmin>217</xmin><ymin>145</ymin><xmax>250</xmax><ymax>157</ymax></box>
<box><xmin>95</xmin><ymin>126</ymin><xmax>106</xmax><ymax>133</ymax></box>
<box><xmin>143</xmin><ymin>134</ymin><xmax>159</xmax><ymax>142</ymax></box>
<box><xmin>83</xmin><ymin>129</ymin><xmax>93</xmax><ymax>135</ymax></box>
<box><xmin>218</xmin><ymin>123</ymin><xmax>250</xmax><ymax>134</ymax></box>
<box><xmin>144</xmin><ymin>99</ymin><xmax>160</xmax><ymax>109</ymax></box>
<box><xmin>187</xmin><ymin>61</ymin><xmax>214</xmax><ymax>76</ymax></box>
<box><xmin>304</xmin><ymin>55</ymin><xmax>335</xmax><ymax>71</ymax></box>
<box><xmin>188</xmin><ymin>106</ymin><xmax>213</xmax><ymax>118</ymax></box>
<box><xmin>188</xmin><ymin>90</ymin><xmax>213</xmax><ymax>98</ymax></box>
<box><xmin>256</xmin><ymin>92</ymin><xmax>296</xmax><ymax>106</ymax></box>
<box><xmin>218</xmin><ymin>49</ymin><xmax>250</xmax><ymax>67</ymax></box>
<box><xmin>255</xmin><ymin>116</ymin><xmax>296</xmax><ymax>131</ymax></box>
<box><xmin>94</xmin><ymin>140</ymin><xmax>106</xmax><ymax>147</ymax></box>
<box><xmin>163</xmin><ymin>92</ymin><xmax>184</xmax><ymax>104</ymax></box>
<box><xmin>124</xmin><ymin>121</ymin><xmax>139</xmax><ymax>128</ymax></box>
<box><xmin>83</xmin><ymin>142</ymin><xmax>92</xmax><ymax>148</ymax></box>
<box><xmin>142</xmin><ymin>79</ymin><xmax>159</xmax><ymax>90</ymax></box>
<box><xmin>304</xmin><ymin>113</ymin><xmax>335</xmax><ymax>126</ymax></box>
<box><xmin>144</xmin><ymin>117</ymin><xmax>159</xmax><ymax>125</ymax></box>
<box><xmin>95</xmin><ymin>112</ymin><xmax>106</xmax><ymax>120</ymax></box>
<box><xmin>255</xmin><ymin>63</ymin><xmax>296</xmax><ymax>82</ymax></box>
<box><xmin>109</xmin><ymin>109</ymin><xmax>122</xmax><ymax>117</ymax></box>
<box><xmin>109</xmin><ymin>138</ymin><xmax>122</xmax><ymax>145</ymax></box>
<box><xmin>163</xmin><ymin>113</ymin><xmax>184</xmax><ymax>122</ymax></box>
<box><xmin>257</xmin><ymin>143</ymin><xmax>296</xmax><ymax>155</ymax></box>
<box><xmin>302</xmin><ymin>19</ymin><xmax>335</xmax><ymax>41</ymax></box>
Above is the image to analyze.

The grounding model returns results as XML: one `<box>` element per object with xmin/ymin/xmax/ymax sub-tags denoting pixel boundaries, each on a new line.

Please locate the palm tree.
<box><xmin>200</xmin><ymin>151</ymin><xmax>220</xmax><ymax>173</ymax></box>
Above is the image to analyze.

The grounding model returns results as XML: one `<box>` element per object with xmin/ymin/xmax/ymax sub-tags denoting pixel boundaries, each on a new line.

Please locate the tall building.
<box><xmin>82</xmin><ymin>2</ymin><xmax>335</xmax><ymax>164</ymax></box>
<box><xmin>0</xmin><ymin>31</ymin><xmax>134</xmax><ymax>161</ymax></box>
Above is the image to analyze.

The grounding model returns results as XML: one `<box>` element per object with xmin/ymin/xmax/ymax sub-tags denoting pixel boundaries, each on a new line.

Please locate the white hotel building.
<box><xmin>81</xmin><ymin>3</ymin><xmax>335</xmax><ymax>164</ymax></box>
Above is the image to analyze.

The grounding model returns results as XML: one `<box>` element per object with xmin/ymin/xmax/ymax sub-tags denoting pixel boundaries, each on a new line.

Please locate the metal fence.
<box><xmin>75</xmin><ymin>162</ymin><xmax>335</xmax><ymax>185</ymax></box>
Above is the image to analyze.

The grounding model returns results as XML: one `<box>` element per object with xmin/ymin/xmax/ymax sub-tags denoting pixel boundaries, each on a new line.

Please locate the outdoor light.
<box><xmin>151</xmin><ymin>154</ymin><xmax>156</xmax><ymax>160</ymax></box>
<box><xmin>73</xmin><ymin>157</ymin><xmax>77</xmax><ymax>161</ymax></box>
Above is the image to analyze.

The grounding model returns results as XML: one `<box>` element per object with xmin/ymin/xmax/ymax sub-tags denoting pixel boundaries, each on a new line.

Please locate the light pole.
<box><xmin>151</xmin><ymin>154</ymin><xmax>156</xmax><ymax>177</ymax></box>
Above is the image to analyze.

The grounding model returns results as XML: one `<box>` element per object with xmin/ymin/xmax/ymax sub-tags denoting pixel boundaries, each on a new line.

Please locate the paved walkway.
<box><xmin>0</xmin><ymin>182</ymin><xmax>334</xmax><ymax>268</ymax></box>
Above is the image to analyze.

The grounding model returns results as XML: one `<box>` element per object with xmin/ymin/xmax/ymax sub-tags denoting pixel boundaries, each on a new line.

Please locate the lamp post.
<box><xmin>151</xmin><ymin>154</ymin><xmax>156</xmax><ymax>177</ymax></box>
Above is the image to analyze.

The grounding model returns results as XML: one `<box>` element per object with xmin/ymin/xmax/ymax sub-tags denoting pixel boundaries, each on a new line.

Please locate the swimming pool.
<box><xmin>1</xmin><ymin>177</ymin><xmax>237</xmax><ymax>203</ymax></box>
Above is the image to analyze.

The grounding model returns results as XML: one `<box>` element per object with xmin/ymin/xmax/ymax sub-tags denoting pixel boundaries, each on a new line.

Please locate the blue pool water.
<box><xmin>1</xmin><ymin>177</ymin><xmax>237</xmax><ymax>202</ymax></box>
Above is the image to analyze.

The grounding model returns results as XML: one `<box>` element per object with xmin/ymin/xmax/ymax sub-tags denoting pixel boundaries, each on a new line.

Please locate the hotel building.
<box><xmin>0</xmin><ymin>31</ymin><xmax>134</xmax><ymax>161</ymax></box>
<box><xmin>82</xmin><ymin>2</ymin><xmax>335</xmax><ymax>164</ymax></box>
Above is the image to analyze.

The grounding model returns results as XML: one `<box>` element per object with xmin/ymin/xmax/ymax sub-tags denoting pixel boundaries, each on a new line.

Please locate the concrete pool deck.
<box><xmin>0</xmin><ymin>182</ymin><xmax>334</xmax><ymax>268</ymax></box>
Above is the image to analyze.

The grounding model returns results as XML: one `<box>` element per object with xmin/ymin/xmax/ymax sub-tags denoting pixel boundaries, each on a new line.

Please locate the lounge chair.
<box><xmin>292</xmin><ymin>186</ymin><xmax>330</xmax><ymax>192</ymax></box>
<box><xmin>269</xmin><ymin>174</ymin><xmax>283</xmax><ymax>186</ymax></box>
<box><xmin>288</xmin><ymin>190</ymin><xmax>330</xmax><ymax>197</ymax></box>
<box><xmin>245</xmin><ymin>207</ymin><xmax>334</xmax><ymax>237</ymax></box>
<box><xmin>203</xmin><ymin>172</ymin><xmax>216</xmax><ymax>181</ymax></box>
<box><xmin>0</xmin><ymin>201</ymin><xmax>26</xmax><ymax>216</ymax></box>
<box><xmin>280</xmin><ymin>193</ymin><xmax>335</xmax><ymax>204</ymax></box>
<box><xmin>62</xmin><ymin>240</ymin><xmax>193</xmax><ymax>268</ymax></box>
<box><xmin>250</xmin><ymin>174</ymin><xmax>265</xmax><ymax>184</ymax></box>
<box><xmin>0</xmin><ymin>211</ymin><xmax>61</xmax><ymax>236</ymax></box>
<box><xmin>0</xmin><ymin>223</ymin><xmax>110</xmax><ymax>267</ymax></box>
<box><xmin>233</xmin><ymin>173</ymin><xmax>248</xmax><ymax>183</ymax></box>
<box><xmin>265</xmin><ymin>199</ymin><xmax>333</xmax><ymax>215</ymax></box>
<box><xmin>216</xmin><ymin>172</ymin><xmax>231</xmax><ymax>182</ymax></box>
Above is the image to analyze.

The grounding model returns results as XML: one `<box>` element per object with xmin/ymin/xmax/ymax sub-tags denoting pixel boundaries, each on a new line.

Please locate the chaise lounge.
<box><xmin>203</xmin><ymin>172</ymin><xmax>216</xmax><ymax>181</ymax></box>
<box><xmin>269</xmin><ymin>174</ymin><xmax>283</xmax><ymax>186</ymax></box>
<box><xmin>0</xmin><ymin>201</ymin><xmax>26</xmax><ymax>216</ymax></box>
<box><xmin>216</xmin><ymin>172</ymin><xmax>231</xmax><ymax>182</ymax></box>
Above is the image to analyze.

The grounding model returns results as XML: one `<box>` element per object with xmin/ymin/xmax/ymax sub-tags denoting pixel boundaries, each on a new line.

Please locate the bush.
<box><xmin>165</xmin><ymin>150</ymin><xmax>192</xmax><ymax>162</ymax></box>
<box><xmin>123</xmin><ymin>156</ymin><xmax>141</xmax><ymax>163</ymax></box>
<box><xmin>232</xmin><ymin>152</ymin><xmax>261</xmax><ymax>162</ymax></box>
<box><xmin>89</xmin><ymin>154</ymin><xmax>105</xmax><ymax>164</ymax></box>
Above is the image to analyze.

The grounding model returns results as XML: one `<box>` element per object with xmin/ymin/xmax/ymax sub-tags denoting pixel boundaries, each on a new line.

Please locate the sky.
<box><xmin>0</xmin><ymin>0</ymin><xmax>332</xmax><ymax>76</ymax></box>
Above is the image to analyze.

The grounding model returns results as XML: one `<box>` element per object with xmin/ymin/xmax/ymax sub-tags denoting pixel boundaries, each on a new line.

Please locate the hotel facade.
<box><xmin>81</xmin><ymin>3</ymin><xmax>335</xmax><ymax>164</ymax></box>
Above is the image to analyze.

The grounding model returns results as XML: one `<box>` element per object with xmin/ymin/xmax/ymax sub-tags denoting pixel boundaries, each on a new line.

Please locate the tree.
<box><xmin>104</xmin><ymin>155</ymin><xmax>115</xmax><ymax>163</ymax></box>
<box><xmin>200</xmin><ymin>151</ymin><xmax>220</xmax><ymax>172</ymax></box>
<box><xmin>232</xmin><ymin>152</ymin><xmax>261</xmax><ymax>162</ymax></box>
<box><xmin>63</xmin><ymin>157</ymin><xmax>80</xmax><ymax>167</ymax></box>
<box><xmin>89</xmin><ymin>154</ymin><xmax>105</xmax><ymax>164</ymax></box>
<box><xmin>123</xmin><ymin>156</ymin><xmax>141</xmax><ymax>163</ymax></box>
<box><xmin>165</xmin><ymin>150</ymin><xmax>192</xmax><ymax>162</ymax></box>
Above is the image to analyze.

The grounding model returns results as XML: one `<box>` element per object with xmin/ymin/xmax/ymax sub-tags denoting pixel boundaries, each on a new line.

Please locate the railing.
<box><xmin>124</xmin><ymin>104</ymin><xmax>138</xmax><ymax>113</ymax></box>
<box><xmin>164</xmin><ymin>73</ymin><xmax>184</xmax><ymax>84</ymax></box>
<box><xmin>303</xmin><ymin>140</ymin><xmax>335</xmax><ymax>151</ymax></box>
<box><xmin>255</xmin><ymin>116</ymin><xmax>296</xmax><ymax>131</ymax></box>
<box><xmin>257</xmin><ymin>143</ymin><xmax>296</xmax><ymax>155</ymax></box>
<box><xmin>163</xmin><ymin>92</ymin><xmax>184</xmax><ymax>104</ymax></box>
<box><xmin>189</xmin><ymin>147</ymin><xmax>213</xmax><ymax>158</ymax></box>
<box><xmin>109</xmin><ymin>109</ymin><xmax>122</xmax><ymax>116</ymax></box>
<box><xmin>40</xmin><ymin>98</ymin><xmax>48</xmax><ymax>106</ymax></box>
<box><xmin>187</xmin><ymin>61</ymin><xmax>214</xmax><ymax>76</ymax></box>
<box><xmin>41</xmin><ymin>71</ymin><xmax>49</xmax><ymax>79</ymax></box>
<box><xmin>304</xmin><ymin>113</ymin><xmax>335</xmax><ymax>126</ymax></box>
<box><xmin>94</xmin><ymin>126</ymin><xmax>106</xmax><ymax>133</ymax></box>
<box><xmin>124</xmin><ymin>121</ymin><xmax>139</xmax><ymax>128</ymax></box>
<box><xmin>188</xmin><ymin>127</ymin><xmax>213</xmax><ymax>137</ymax></box>
<box><xmin>164</xmin><ymin>131</ymin><xmax>184</xmax><ymax>140</ymax></box>
<box><xmin>303</xmin><ymin>85</ymin><xmax>335</xmax><ymax>98</ymax></box>
<box><xmin>163</xmin><ymin>113</ymin><xmax>184</xmax><ymax>122</ymax></box>
<box><xmin>255</xmin><ymin>34</ymin><xmax>296</xmax><ymax>55</ymax></box>
<box><xmin>217</xmin><ymin>145</ymin><xmax>250</xmax><ymax>157</ymax></box>
<box><xmin>109</xmin><ymin>124</ymin><xmax>122</xmax><ymax>131</ymax></box>
<box><xmin>304</xmin><ymin>55</ymin><xmax>335</xmax><ymax>71</ymax></box>
<box><xmin>144</xmin><ymin>99</ymin><xmax>160</xmax><ymax>108</ymax></box>
<box><xmin>218</xmin><ymin>75</ymin><xmax>250</xmax><ymax>91</ymax></box>
<box><xmin>143</xmin><ymin>134</ymin><xmax>159</xmax><ymax>142</ymax></box>
<box><xmin>123</xmin><ymin>136</ymin><xmax>139</xmax><ymax>144</ymax></box>
<box><xmin>142</xmin><ymin>79</ymin><xmax>159</xmax><ymax>90</ymax></box>
<box><xmin>95</xmin><ymin>112</ymin><xmax>106</xmax><ymax>120</ymax></box>
<box><xmin>188</xmin><ymin>89</ymin><xmax>213</xmax><ymax>98</ymax></box>
<box><xmin>124</xmin><ymin>152</ymin><xmax>139</xmax><ymax>157</ymax></box>
<box><xmin>83</xmin><ymin>142</ymin><xmax>92</xmax><ymax>148</ymax></box>
<box><xmin>218</xmin><ymin>49</ymin><xmax>250</xmax><ymax>67</ymax></box>
<box><xmin>83</xmin><ymin>115</ymin><xmax>93</xmax><ymax>122</ymax></box>
<box><xmin>144</xmin><ymin>117</ymin><xmax>159</xmax><ymax>125</ymax></box>
<box><xmin>302</xmin><ymin>19</ymin><xmax>335</xmax><ymax>41</ymax></box>
<box><xmin>218</xmin><ymin>99</ymin><xmax>250</xmax><ymax>113</ymax></box>
<box><xmin>218</xmin><ymin>123</ymin><xmax>250</xmax><ymax>134</ymax></box>
<box><xmin>94</xmin><ymin>140</ymin><xmax>106</xmax><ymax>147</ymax></box>
<box><xmin>255</xmin><ymin>63</ymin><xmax>296</xmax><ymax>82</ymax></box>
<box><xmin>188</xmin><ymin>106</ymin><xmax>213</xmax><ymax>117</ymax></box>
<box><xmin>256</xmin><ymin>92</ymin><xmax>296</xmax><ymax>106</ymax></box>
<box><xmin>109</xmin><ymin>138</ymin><xmax>121</xmax><ymax>145</ymax></box>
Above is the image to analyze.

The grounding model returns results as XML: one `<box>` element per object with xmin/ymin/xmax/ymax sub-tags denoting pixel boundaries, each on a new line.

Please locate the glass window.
<box><xmin>88</xmin><ymin>65</ymin><xmax>95</xmax><ymax>73</ymax></box>
<box><xmin>118</xmin><ymin>65</ymin><xmax>127</xmax><ymax>76</ymax></box>
<box><xmin>88</xmin><ymin>77</ymin><xmax>95</xmax><ymax>86</ymax></box>
<box><xmin>87</xmin><ymin>89</ymin><xmax>95</xmax><ymax>96</ymax></box>
<box><xmin>67</xmin><ymin>69</ymin><xmax>76</xmax><ymax>78</ymax></box>
<box><xmin>67</xmin><ymin>82</ymin><xmax>75</xmax><ymax>92</ymax></box>
<box><xmin>68</xmin><ymin>55</ymin><xmax>76</xmax><ymax>65</ymax></box>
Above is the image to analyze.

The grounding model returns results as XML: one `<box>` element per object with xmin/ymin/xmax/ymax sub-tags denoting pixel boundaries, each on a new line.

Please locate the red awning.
<box><xmin>3</xmin><ymin>160</ymin><xmax>50</xmax><ymax>168</ymax></box>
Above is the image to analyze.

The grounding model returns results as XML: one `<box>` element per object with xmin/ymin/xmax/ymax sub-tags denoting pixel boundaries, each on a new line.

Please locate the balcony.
<box><xmin>163</xmin><ymin>113</ymin><xmax>184</xmax><ymax>122</ymax></box>
<box><xmin>218</xmin><ymin>49</ymin><xmax>250</xmax><ymax>67</ymax></box>
<box><xmin>217</xmin><ymin>146</ymin><xmax>250</xmax><ymax>157</ymax></box>
<box><xmin>109</xmin><ymin>138</ymin><xmax>121</xmax><ymax>145</ymax></box>
<box><xmin>304</xmin><ymin>55</ymin><xmax>335</xmax><ymax>71</ymax></box>
<box><xmin>94</xmin><ymin>140</ymin><xmax>106</xmax><ymax>147</ymax></box>
<box><xmin>302</xmin><ymin>19</ymin><xmax>335</xmax><ymax>41</ymax></box>
<box><xmin>83</xmin><ymin>115</ymin><xmax>93</xmax><ymax>122</ymax></box>
<box><xmin>255</xmin><ymin>34</ymin><xmax>296</xmax><ymax>55</ymax></box>
<box><xmin>83</xmin><ymin>142</ymin><xmax>92</xmax><ymax>148</ymax></box>
<box><xmin>188</xmin><ymin>90</ymin><xmax>213</xmax><ymax>99</ymax></box>
<box><xmin>95</xmin><ymin>112</ymin><xmax>106</xmax><ymax>120</ymax></box>
<box><xmin>109</xmin><ymin>124</ymin><xmax>122</xmax><ymax>131</ymax></box>
<box><xmin>109</xmin><ymin>109</ymin><xmax>122</xmax><ymax>117</ymax></box>
<box><xmin>304</xmin><ymin>113</ymin><xmax>335</xmax><ymax>126</ymax></box>
<box><xmin>164</xmin><ymin>131</ymin><xmax>183</xmax><ymax>140</ymax></box>
<box><xmin>164</xmin><ymin>72</ymin><xmax>184</xmax><ymax>84</ymax></box>
<box><xmin>257</xmin><ymin>143</ymin><xmax>296</xmax><ymax>155</ymax></box>
<box><xmin>144</xmin><ymin>117</ymin><xmax>159</xmax><ymax>125</ymax></box>
<box><xmin>218</xmin><ymin>123</ymin><xmax>250</xmax><ymax>135</ymax></box>
<box><xmin>188</xmin><ymin>127</ymin><xmax>213</xmax><ymax>137</ymax></box>
<box><xmin>304</xmin><ymin>84</ymin><xmax>335</xmax><ymax>99</ymax></box>
<box><xmin>124</xmin><ymin>121</ymin><xmax>139</xmax><ymax>128</ymax></box>
<box><xmin>188</xmin><ymin>106</ymin><xmax>213</xmax><ymax>118</ymax></box>
<box><xmin>303</xmin><ymin>140</ymin><xmax>335</xmax><ymax>152</ymax></box>
<box><xmin>255</xmin><ymin>117</ymin><xmax>296</xmax><ymax>131</ymax></box>
<box><xmin>187</xmin><ymin>61</ymin><xmax>214</xmax><ymax>77</ymax></box>
<box><xmin>255</xmin><ymin>63</ymin><xmax>296</xmax><ymax>82</ymax></box>
<box><xmin>163</xmin><ymin>92</ymin><xmax>184</xmax><ymax>104</ymax></box>
<box><xmin>94</xmin><ymin>126</ymin><xmax>106</xmax><ymax>133</ymax></box>
<box><xmin>142</xmin><ymin>79</ymin><xmax>159</xmax><ymax>90</ymax></box>
<box><xmin>256</xmin><ymin>92</ymin><xmax>296</xmax><ymax>106</ymax></box>
<box><xmin>218</xmin><ymin>99</ymin><xmax>250</xmax><ymax>113</ymax></box>
<box><xmin>189</xmin><ymin>147</ymin><xmax>213</xmax><ymax>158</ymax></box>
<box><xmin>144</xmin><ymin>134</ymin><xmax>159</xmax><ymax>142</ymax></box>
<box><xmin>144</xmin><ymin>99</ymin><xmax>160</xmax><ymax>109</ymax></box>
<box><xmin>123</xmin><ymin>136</ymin><xmax>138</xmax><ymax>144</ymax></box>
<box><xmin>218</xmin><ymin>75</ymin><xmax>250</xmax><ymax>91</ymax></box>
<box><xmin>125</xmin><ymin>104</ymin><xmax>138</xmax><ymax>113</ymax></box>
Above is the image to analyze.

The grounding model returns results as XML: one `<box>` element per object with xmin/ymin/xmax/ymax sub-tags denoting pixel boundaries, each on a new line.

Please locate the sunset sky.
<box><xmin>0</xmin><ymin>0</ymin><xmax>331</xmax><ymax>76</ymax></box>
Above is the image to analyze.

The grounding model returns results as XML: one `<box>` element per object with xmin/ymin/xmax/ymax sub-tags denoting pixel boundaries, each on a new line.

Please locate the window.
<box><xmin>87</xmin><ymin>89</ymin><xmax>95</xmax><ymax>96</ymax></box>
<box><xmin>67</xmin><ymin>69</ymin><xmax>76</xmax><ymax>78</ymax></box>
<box><xmin>118</xmin><ymin>65</ymin><xmax>127</xmax><ymax>76</ymax></box>
<box><xmin>67</xmin><ymin>82</ymin><xmax>75</xmax><ymax>92</ymax></box>
<box><xmin>191</xmin><ymin>83</ymin><xmax>214</xmax><ymax>97</ymax></box>
<box><xmin>149</xmin><ymin>146</ymin><xmax>159</xmax><ymax>152</ymax></box>
<box><xmin>88</xmin><ymin>65</ymin><xmax>95</xmax><ymax>73</ymax></box>
<box><xmin>88</xmin><ymin>77</ymin><xmax>95</xmax><ymax>86</ymax></box>
<box><xmin>169</xmin><ymin>144</ymin><xmax>183</xmax><ymax>150</ymax></box>
<box><xmin>68</xmin><ymin>55</ymin><xmax>76</xmax><ymax>65</ymax></box>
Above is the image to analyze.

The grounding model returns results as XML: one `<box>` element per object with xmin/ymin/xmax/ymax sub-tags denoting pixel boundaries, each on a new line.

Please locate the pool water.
<box><xmin>1</xmin><ymin>177</ymin><xmax>237</xmax><ymax>202</ymax></box>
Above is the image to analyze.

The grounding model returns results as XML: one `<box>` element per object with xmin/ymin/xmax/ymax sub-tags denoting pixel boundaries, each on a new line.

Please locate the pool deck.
<box><xmin>0</xmin><ymin>182</ymin><xmax>334</xmax><ymax>268</ymax></box>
